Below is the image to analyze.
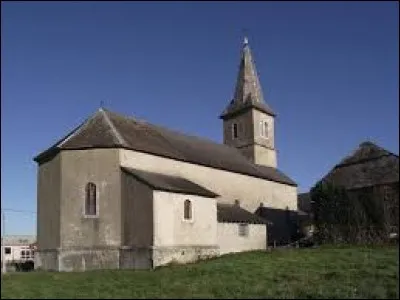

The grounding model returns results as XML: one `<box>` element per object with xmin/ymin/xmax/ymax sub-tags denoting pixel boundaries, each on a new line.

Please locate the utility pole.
<box><xmin>2</xmin><ymin>210</ymin><xmax>6</xmax><ymax>273</ymax></box>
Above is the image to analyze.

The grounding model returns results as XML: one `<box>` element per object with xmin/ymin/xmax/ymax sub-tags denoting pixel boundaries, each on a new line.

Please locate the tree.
<box><xmin>310</xmin><ymin>181</ymin><xmax>389</xmax><ymax>245</ymax></box>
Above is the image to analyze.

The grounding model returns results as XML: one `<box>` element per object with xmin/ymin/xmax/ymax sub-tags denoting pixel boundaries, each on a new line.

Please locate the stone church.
<box><xmin>34</xmin><ymin>38</ymin><xmax>298</xmax><ymax>271</ymax></box>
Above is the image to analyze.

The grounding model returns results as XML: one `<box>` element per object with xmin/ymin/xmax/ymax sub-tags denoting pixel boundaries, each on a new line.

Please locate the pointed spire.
<box><xmin>233</xmin><ymin>37</ymin><xmax>264</xmax><ymax>104</ymax></box>
<box><xmin>220</xmin><ymin>38</ymin><xmax>275</xmax><ymax>119</ymax></box>
<box><xmin>243</xmin><ymin>36</ymin><xmax>249</xmax><ymax>46</ymax></box>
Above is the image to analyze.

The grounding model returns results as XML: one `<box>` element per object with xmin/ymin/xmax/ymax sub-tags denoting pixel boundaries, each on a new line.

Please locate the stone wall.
<box><xmin>222</xmin><ymin>108</ymin><xmax>277</xmax><ymax>168</ymax></box>
<box><xmin>37</xmin><ymin>154</ymin><xmax>61</xmax><ymax>250</ymax></box>
<box><xmin>119</xmin><ymin>247</ymin><xmax>152</xmax><ymax>270</ymax></box>
<box><xmin>35</xmin><ymin>250</ymin><xmax>58</xmax><ymax>271</ymax></box>
<box><xmin>252</xmin><ymin>110</ymin><xmax>275</xmax><ymax>150</ymax></box>
<box><xmin>58</xmin><ymin>247</ymin><xmax>120</xmax><ymax>272</ymax></box>
<box><xmin>121</xmin><ymin>172</ymin><xmax>154</xmax><ymax>247</ymax></box>
<box><xmin>152</xmin><ymin>246</ymin><xmax>219</xmax><ymax>268</ymax></box>
<box><xmin>223</xmin><ymin>110</ymin><xmax>254</xmax><ymax>148</ymax></box>
<box><xmin>217</xmin><ymin>222</ymin><xmax>266</xmax><ymax>255</ymax></box>
<box><xmin>60</xmin><ymin>149</ymin><xmax>122</xmax><ymax>248</ymax></box>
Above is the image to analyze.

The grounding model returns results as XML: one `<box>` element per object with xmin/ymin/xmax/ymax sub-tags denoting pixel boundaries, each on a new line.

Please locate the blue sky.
<box><xmin>1</xmin><ymin>1</ymin><xmax>398</xmax><ymax>236</ymax></box>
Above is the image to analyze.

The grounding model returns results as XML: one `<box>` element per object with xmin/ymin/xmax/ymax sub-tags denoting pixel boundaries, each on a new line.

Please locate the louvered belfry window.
<box><xmin>85</xmin><ymin>182</ymin><xmax>97</xmax><ymax>216</ymax></box>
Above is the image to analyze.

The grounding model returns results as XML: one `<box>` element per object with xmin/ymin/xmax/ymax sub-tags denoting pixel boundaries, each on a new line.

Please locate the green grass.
<box><xmin>1</xmin><ymin>246</ymin><xmax>399</xmax><ymax>299</ymax></box>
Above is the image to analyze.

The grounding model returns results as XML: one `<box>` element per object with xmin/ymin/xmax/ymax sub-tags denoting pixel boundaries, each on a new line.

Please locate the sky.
<box><xmin>1</xmin><ymin>1</ymin><xmax>399</xmax><ymax>236</ymax></box>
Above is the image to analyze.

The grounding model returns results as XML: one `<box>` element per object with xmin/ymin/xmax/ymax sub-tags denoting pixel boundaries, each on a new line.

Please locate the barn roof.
<box><xmin>321</xmin><ymin>141</ymin><xmax>399</xmax><ymax>190</ymax></box>
<box><xmin>121</xmin><ymin>167</ymin><xmax>219</xmax><ymax>198</ymax></box>
<box><xmin>34</xmin><ymin>108</ymin><xmax>296</xmax><ymax>186</ymax></box>
<box><xmin>217</xmin><ymin>203</ymin><xmax>269</xmax><ymax>225</ymax></box>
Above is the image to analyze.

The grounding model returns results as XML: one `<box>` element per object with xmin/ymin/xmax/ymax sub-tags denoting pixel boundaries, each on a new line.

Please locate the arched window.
<box><xmin>184</xmin><ymin>199</ymin><xmax>192</xmax><ymax>220</ymax></box>
<box><xmin>85</xmin><ymin>182</ymin><xmax>97</xmax><ymax>216</ymax></box>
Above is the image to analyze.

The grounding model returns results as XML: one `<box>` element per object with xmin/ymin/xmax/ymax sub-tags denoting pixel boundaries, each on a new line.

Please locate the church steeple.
<box><xmin>220</xmin><ymin>37</ymin><xmax>278</xmax><ymax>168</ymax></box>
<box><xmin>220</xmin><ymin>37</ymin><xmax>275</xmax><ymax>120</ymax></box>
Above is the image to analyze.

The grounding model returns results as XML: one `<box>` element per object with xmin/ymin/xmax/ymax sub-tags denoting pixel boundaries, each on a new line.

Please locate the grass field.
<box><xmin>1</xmin><ymin>245</ymin><xmax>398</xmax><ymax>299</ymax></box>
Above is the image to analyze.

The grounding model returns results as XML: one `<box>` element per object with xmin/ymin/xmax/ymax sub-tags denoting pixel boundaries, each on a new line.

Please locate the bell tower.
<box><xmin>220</xmin><ymin>37</ymin><xmax>277</xmax><ymax>168</ymax></box>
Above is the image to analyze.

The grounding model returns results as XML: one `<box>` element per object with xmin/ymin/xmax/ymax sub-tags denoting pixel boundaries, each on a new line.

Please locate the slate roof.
<box><xmin>34</xmin><ymin>108</ymin><xmax>297</xmax><ymax>186</ymax></box>
<box><xmin>321</xmin><ymin>141</ymin><xmax>399</xmax><ymax>190</ymax></box>
<box><xmin>220</xmin><ymin>38</ymin><xmax>275</xmax><ymax>119</ymax></box>
<box><xmin>217</xmin><ymin>203</ymin><xmax>269</xmax><ymax>225</ymax></box>
<box><xmin>122</xmin><ymin>167</ymin><xmax>219</xmax><ymax>198</ymax></box>
<box><xmin>221</xmin><ymin>101</ymin><xmax>276</xmax><ymax>120</ymax></box>
<box><xmin>256</xmin><ymin>206</ymin><xmax>310</xmax><ymax>224</ymax></box>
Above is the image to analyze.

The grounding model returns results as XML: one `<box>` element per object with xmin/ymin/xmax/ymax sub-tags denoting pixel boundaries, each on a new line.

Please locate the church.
<box><xmin>34</xmin><ymin>38</ymin><xmax>298</xmax><ymax>271</ymax></box>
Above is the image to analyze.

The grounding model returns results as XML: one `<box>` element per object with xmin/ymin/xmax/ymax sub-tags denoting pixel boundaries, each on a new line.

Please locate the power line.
<box><xmin>2</xmin><ymin>208</ymin><xmax>37</xmax><ymax>214</ymax></box>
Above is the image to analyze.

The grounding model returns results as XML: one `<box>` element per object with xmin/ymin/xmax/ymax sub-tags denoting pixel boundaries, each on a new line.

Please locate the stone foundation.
<box><xmin>58</xmin><ymin>248</ymin><xmax>120</xmax><ymax>272</ymax></box>
<box><xmin>119</xmin><ymin>247</ymin><xmax>152</xmax><ymax>270</ymax></box>
<box><xmin>152</xmin><ymin>245</ymin><xmax>219</xmax><ymax>268</ymax></box>
<box><xmin>36</xmin><ymin>245</ymin><xmax>220</xmax><ymax>271</ymax></box>
<box><xmin>36</xmin><ymin>247</ymin><xmax>120</xmax><ymax>272</ymax></box>
<box><xmin>35</xmin><ymin>249</ymin><xmax>58</xmax><ymax>271</ymax></box>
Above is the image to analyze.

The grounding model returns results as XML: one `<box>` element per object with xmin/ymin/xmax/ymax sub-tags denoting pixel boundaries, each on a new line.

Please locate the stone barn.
<box><xmin>298</xmin><ymin>141</ymin><xmax>399</xmax><ymax>237</ymax></box>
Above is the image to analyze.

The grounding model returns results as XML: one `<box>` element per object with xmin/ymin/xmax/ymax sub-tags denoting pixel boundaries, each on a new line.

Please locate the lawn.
<box><xmin>1</xmin><ymin>245</ymin><xmax>399</xmax><ymax>299</ymax></box>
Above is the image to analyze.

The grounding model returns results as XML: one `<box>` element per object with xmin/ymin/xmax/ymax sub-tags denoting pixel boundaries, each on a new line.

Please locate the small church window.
<box><xmin>184</xmin><ymin>199</ymin><xmax>192</xmax><ymax>220</ymax></box>
<box><xmin>238</xmin><ymin>223</ymin><xmax>249</xmax><ymax>237</ymax></box>
<box><xmin>85</xmin><ymin>182</ymin><xmax>97</xmax><ymax>216</ymax></box>
<box><xmin>232</xmin><ymin>123</ymin><xmax>238</xmax><ymax>139</ymax></box>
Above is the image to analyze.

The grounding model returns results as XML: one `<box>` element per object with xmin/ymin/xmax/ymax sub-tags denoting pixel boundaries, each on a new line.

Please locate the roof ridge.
<box><xmin>334</xmin><ymin>141</ymin><xmax>398</xmax><ymax>170</ymax></box>
<box><xmin>103</xmin><ymin>109</ymin><xmax>190</xmax><ymax>158</ymax></box>
<box><xmin>34</xmin><ymin>111</ymin><xmax>99</xmax><ymax>160</ymax></box>
<box><xmin>58</xmin><ymin>112</ymin><xmax>99</xmax><ymax>147</ymax></box>
<box><xmin>99</xmin><ymin>108</ymin><xmax>128</xmax><ymax>146</ymax></box>
<box><xmin>334</xmin><ymin>153</ymin><xmax>397</xmax><ymax>169</ymax></box>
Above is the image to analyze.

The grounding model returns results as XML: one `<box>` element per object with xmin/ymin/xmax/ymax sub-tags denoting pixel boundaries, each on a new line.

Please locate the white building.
<box><xmin>1</xmin><ymin>235</ymin><xmax>36</xmax><ymax>265</ymax></box>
